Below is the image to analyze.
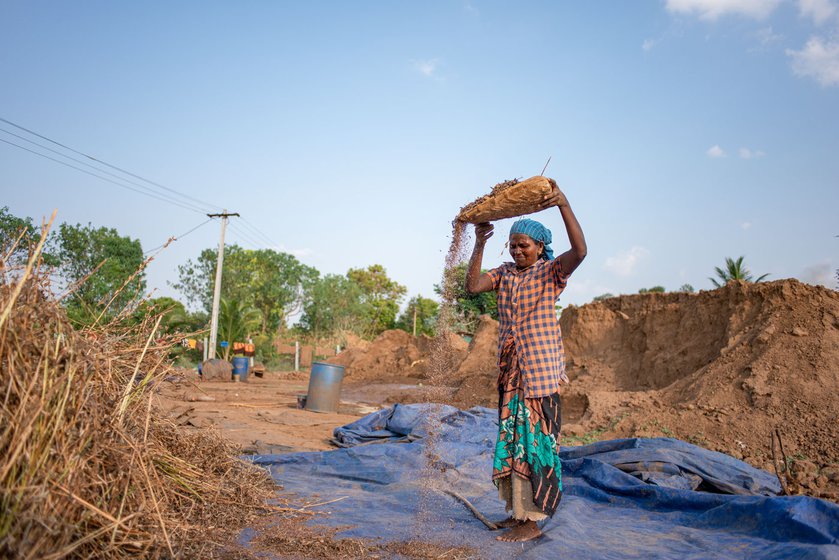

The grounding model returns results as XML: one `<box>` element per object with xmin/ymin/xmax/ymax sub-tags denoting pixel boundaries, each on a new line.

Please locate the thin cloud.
<box><xmin>275</xmin><ymin>245</ymin><xmax>313</xmax><ymax>258</ymax></box>
<box><xmin>563</xmin><ymin>278</ymin><xmax>619</xmax><ymax>303</ymax></box>
<box><xmin>741</xmin><ymin>221</ymin><xmax>753</xmax><ymax>230</ymax></box>
<box><xmin>707</xmin><ymin>145</ymin><xmax>726</xmax><ymax>158</ymax></box>
<box><xmin>753</xmin><ymin>26</ymin><xmax>783</xmax><ymax>47</ymax></box>
<box><xmin>642</xmin><ymin>38</ymin><xmax>658</xmax><ymax>51</ymax></box>
<box><xmin>798</xmin><ymin>0</ymin><xmax>838</xmax><ymax>26</ymax></box>
<box><xmin>414</xmin><ymin>58</ymin><xmax>441</xmax><ymax>78</ymax></box>
<box><xmin>800</xmin><ymin>261</ymin><xmax>833</xmax><ymax>286</ymax></box>
<box><xmin>604</xmin><ymin>246</ymin><xmax>650</xmax><ymax>277</ymax></box>
<box><xmin>739</xmin><ymin>147</ymin><xmax>765</xmax><ymax>159</ymax></box>
<box><xmin>665</xmin><ymin>0</ymin><xmax>781</xmax><ymax>20</ymax></box>
<box><xmin>787</xmin><ymin>36</ymin><xmax>839</xmax><ymax>86</ymax></box>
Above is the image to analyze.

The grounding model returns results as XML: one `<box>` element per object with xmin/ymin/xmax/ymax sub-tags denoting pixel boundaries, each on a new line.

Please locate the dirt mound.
<box><xmin>560</xmin><ymin>279</ymin><xmax>839</xmax><ymax>500</ymax></box>
<box><xmin>450</xmin><ymin>314</ymin><xmax>500</xmax><ymax>406</ymax></box>
<box><xmin>202</xmin><ymin>358</ymin><xmax>232</xmax><ymax>381</ymax></box>
<box><xmin>329</xmin><ymin>329</ymin><xmax>468</xmax><ymax>382</ymax></box>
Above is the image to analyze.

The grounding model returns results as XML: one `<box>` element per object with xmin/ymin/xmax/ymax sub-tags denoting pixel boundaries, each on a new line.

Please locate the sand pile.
<box><xmin>449</xmin><ymin>314</ymin><xmax>500</xmax><ymax>405</ymax></box>
<box><xmin>329</xmin><ymin>329</ymin><xmax>468</xmax><ymax>382</ymax></box>
<box><xmin>560</xmin><ymin>279</ymin><xmax>839</xmax><ymax>499</ymax></box>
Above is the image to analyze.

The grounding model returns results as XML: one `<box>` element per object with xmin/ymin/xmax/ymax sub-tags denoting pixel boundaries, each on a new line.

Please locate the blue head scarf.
<box><xmin>510</xmin><ymin>219</ymin><xmax>554</xmax><ymax>260</ymax></box>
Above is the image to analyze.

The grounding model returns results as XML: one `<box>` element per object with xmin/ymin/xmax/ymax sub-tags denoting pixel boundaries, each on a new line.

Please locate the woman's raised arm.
<box><xmin>465</xmin><ymin>222</ymin><xmax>496</xmax><ymax>294</ymax></box>
<box><xmin>538</xmin><ymin>180</ymin><xmax>587</xmax><ymax>275</ymax></box>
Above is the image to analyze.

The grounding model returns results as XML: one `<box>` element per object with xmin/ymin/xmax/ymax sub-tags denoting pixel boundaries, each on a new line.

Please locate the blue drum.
<box><xmin>232</xmin><ymin>356</ymin><xmax>249</xmax><ymax>381</ymax></box>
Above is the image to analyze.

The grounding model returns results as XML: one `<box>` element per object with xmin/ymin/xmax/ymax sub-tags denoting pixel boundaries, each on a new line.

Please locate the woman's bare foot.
<box><xmin>493</xmin><ymin>517</ymin><xmax>521</xmax><ymax>529</ymax></box>
<box><xmin>496</xmin><ymin>520</ymin><xmax>542</xmax><ymax>542</ymax></box>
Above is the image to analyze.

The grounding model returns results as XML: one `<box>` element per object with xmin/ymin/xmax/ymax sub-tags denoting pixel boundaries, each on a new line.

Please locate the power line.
<box><xmin>0</xmin><ymin>137</ymin><xmax>205</xmax><ymax>214</ymax></box>
<box><xmin>1</xmin><ymin>117</ymin><xmax>291</xmax><ymax>256</ymax></box>
<box><xmin>230</xmin><ymin>223</ymin><xmax>265</xmax><ymax>249</ymax></box>
<box><xmin>0</xmin><ymin>117</ymin><xmax>221</xmax><ymax>213</ymax></box>
<box><xmin>144</xmin><ymin>217</ymin><xmax>215</xmax><ymax>255</ymax></box>
<box><xmin>239</xmin><ymin>217</ymin><xmax>279</xmax><ymax>247</ymax></box>
<box><xmin>0</xmin><ymin>127</ymin><xmax>209</xmax><ymax>214</ymax></box>
<box><xmin>227</xmin><ymin>222</ymin><xmax>265</xmax><ymax>249</ymax></box>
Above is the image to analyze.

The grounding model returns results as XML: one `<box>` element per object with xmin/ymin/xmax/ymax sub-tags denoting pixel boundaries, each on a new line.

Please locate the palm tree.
<box><xmin>218</xmin><ymin>298</ymin><xmax>262</xmax><ymax>361</ymax></box>
<box><xmin>710</xmin><ymin>256</ymin><xmax>769</xmax><ymax>288</ymax></box>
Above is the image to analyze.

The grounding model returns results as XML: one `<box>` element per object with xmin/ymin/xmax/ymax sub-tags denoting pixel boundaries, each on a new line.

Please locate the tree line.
<box><xmin>0</xmin><ymin>208</ymin><xmax>494</xmax><ymax>363</ymax></box>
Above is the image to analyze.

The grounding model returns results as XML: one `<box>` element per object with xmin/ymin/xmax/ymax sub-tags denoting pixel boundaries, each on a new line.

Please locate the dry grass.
<box><xmin>0</xmin><ymin>228</ymin><xmax>276</xmax><ymax>559</ymax></box>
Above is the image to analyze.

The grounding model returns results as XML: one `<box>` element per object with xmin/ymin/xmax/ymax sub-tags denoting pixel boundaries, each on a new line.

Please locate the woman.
<box><xmin>465</xmin><ymin>180</ymin><xmax>586</xmax><ymax>542</ymax></box>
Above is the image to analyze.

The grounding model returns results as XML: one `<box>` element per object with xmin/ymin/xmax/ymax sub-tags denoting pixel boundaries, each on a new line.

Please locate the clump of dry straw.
<box><xmin>0</xmin><ymin>216</ymin><xmax>275</xmax><ymax>559</ymax></box>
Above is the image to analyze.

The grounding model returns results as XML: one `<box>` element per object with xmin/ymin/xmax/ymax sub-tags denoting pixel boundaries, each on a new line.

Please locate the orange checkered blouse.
<box><xmin>485</xmin><ymin>257</ymin><xmax>571</xmax><ymax>398</ymax></box>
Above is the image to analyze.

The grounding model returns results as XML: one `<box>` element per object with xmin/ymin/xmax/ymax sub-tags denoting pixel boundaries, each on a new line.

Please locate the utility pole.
<box><xmin>207</xmin><ymin>210</ymin><xmax>239</xmax><ymax>360</ymax></box>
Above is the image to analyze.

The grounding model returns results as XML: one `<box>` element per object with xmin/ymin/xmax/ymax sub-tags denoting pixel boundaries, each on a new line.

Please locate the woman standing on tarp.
<box><xmin>465</xmin><ymin>180</ymin><xmax>586</xmax><ymax>542</ymax></box>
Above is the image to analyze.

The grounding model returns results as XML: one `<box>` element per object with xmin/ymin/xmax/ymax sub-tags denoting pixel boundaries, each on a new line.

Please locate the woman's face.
<box><xmin>509</xmin><ymin>234</ymin><xmax>543</xmax><ymax>269</ymax></box>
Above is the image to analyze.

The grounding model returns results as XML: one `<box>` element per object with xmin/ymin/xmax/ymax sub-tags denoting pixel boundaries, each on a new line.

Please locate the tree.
<box><xmin>298</xmin><ymin>273</ymin><xmax>365</xmax><ymax>340</ymax></box>
<box><xmin>638</xmin><ymin>286</ymin><xmax>665</xmax><ymax>294</ymax></box>
<box><xmin>217</xmin><ymin>298</ymin><xmax>261</xmax><ymax>361</ymax></box>
<box><xmin>173</xmin><ymin>245</ymin><xmax>239</xmax><ymax>312</ymax></box>
<box><xmin>347</xmin><ymin>264</ymin><xmax>407</xmax><ymax>335</ymax></box>
<box><xmin>395</xmin><ymin>296</ymin><xmax>439</xmax><ymax>336</ymax></box>
<box><xmin>173</xmin><ymin>245</ymin><xmax>317</xmax><ymax>334</ymax></box>
<box><xmin>710</xmin><ymin>256</ymin><xmax>769</xmax><ymax>288</ymax></box>
<box><xmin>131</xmin><ymin>297</ymin><xmax>208</xmax><ymax>363</ymax></box>
<box><xmin>240</xmin><ymin>249</ymin><xmax>317</xmax><ymax>334</ymax></box>
<box><xmin>434</xmin><ymin>262</ymin><xmax>497</xmax><ymax>333</ymax></box>
<box><xmin>56</xmin><ymin>223</ymin><xmax>145</xmax><ymax>325</ymax></box>
<box><xmin>0</xmin><ymin>206</ymin><xmax>57</xmax><ymax>266</ymax></box>
<box><xmin>678</xmin><ymin>284</ymin><xmax>695</xmax><ymax>293</ymax></box>
<box><xmin>133</xmin><ymin>296</ymin><xmax>205</xmax><ymax>335</ymax></box>
<box><xmin>592</xmin><ymin>293</ymin><xmax>615</xmax><ymax>302</ymax></box>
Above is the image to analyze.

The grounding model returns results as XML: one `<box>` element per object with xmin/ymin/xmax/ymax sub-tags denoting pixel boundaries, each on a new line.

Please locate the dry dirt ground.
<box><xmin>155</xmin><ymin>372</ymin><xmax>369</xmax><ymax>455</ymax></box>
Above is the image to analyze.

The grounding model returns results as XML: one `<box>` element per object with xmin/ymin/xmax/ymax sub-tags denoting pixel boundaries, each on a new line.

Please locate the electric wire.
<box><xmin>236</xmin><ymin>218</ymin><xmax>271</xmax><ymax>246</ymax></box>
<box><xmin>239</xmin><ymin>217</ymin><xmax>279</xmax><ymax>247</ymax></box>
<box><xmin>227</xmin><ymin>222</ymin><xmax>264</xmax><ymax>249</ymax></box>
<box><xmin>0</xmin><ymin>137</ymin><xmax>205</xmax><ymax>214</ymax></box>
<box><xmin>1</xmin><ymin>117</ymin><xmax>291</xmax><ymax>255</ymax></box>
<box><xmin>143</xmin><ymin>217</ymin><xmax>215</xmax><ymax>255</ymax></box>
<box><xmin>228</xmin><ymin>223</ymin><xmax>264</xmax><ymax>248</ymax></box>
<box><xmin>0</xmin><ymin>127</ymin><xmax>209</xmax><ymax>214</ymax></box>
<box><xmin>0</xmin><ymin>117</ymin><xmax>221</xmax><ymax>213</ymax></box>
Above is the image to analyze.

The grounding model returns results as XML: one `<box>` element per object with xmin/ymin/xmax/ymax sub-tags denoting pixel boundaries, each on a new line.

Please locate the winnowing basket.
<box><xmin>457</xmin><ymin>176</ymin><xmax>553</xmax><ymax>224</ymax></box>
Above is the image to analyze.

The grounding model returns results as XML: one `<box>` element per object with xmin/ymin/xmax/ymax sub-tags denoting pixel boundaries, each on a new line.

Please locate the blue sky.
<box><xmin>1</xmin><ymin>0</ymin><xmax>837</xmax><ymax>312</ymax></box>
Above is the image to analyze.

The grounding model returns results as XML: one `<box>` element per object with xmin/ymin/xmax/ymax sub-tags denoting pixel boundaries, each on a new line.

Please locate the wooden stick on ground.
<box><xmin>771</xmin><ymin>428</ymin><xmax>791</xmax><ymax>496</ymax></box>
<box><xmin>443</xmin><ymin>490</ymin><xmax>498</xmax><ymax>531</ymax></box>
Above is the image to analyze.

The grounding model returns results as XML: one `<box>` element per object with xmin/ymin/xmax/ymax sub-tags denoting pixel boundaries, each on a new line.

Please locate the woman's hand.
<box><xmin>474</xmin><ymin>222</ymin><xmax>494</xmax><ymax>244</ymax></box>
<box><xmin>539</xmin><ymin>179</ymin><xmax>569</xmax><ymax>209</ymax></box>
<box><xmin>467</xmin><ymin>222</ymin><xmax>495</xmax><ymax>294</ymax></box>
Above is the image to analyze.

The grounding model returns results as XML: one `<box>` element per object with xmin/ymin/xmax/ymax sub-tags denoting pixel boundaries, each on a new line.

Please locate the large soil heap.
<box><xmin>561</xmin><ymin>279</ymin><xmax>839</xmax><ymax>497</ymax></box>
<box><xmin>330</xmin><ymin>329</ymin><xmax>468</xmax><ymax>382</ymax></box>
<box><xmin>339</xmin><ymin>279</ymin><xmax>839</xmax><ymax>499</ymax></box>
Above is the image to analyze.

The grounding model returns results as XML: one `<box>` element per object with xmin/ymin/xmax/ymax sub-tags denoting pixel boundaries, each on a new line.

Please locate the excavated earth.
<box><xmin>336</xmin><ymin>279</ymin><xmax>839</xmax><ymax>501</ymax></box>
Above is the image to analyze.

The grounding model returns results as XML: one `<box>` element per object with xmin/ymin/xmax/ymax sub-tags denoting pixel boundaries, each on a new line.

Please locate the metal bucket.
<box><xmin>232</xmin><ymin>357</ymin><xmax>249</xmax><ymax>381</ymax></box>
<box><xmin>305</xmin><ymin>362</ymin><xmax>345</xmax><ymax>413</ymax></box>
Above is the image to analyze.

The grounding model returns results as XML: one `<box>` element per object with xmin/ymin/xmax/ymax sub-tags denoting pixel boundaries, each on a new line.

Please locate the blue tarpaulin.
<box><xmin>249</xmin><ymin>404</ymin><xmax>839</xmax><ymax>559</ymax></box>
